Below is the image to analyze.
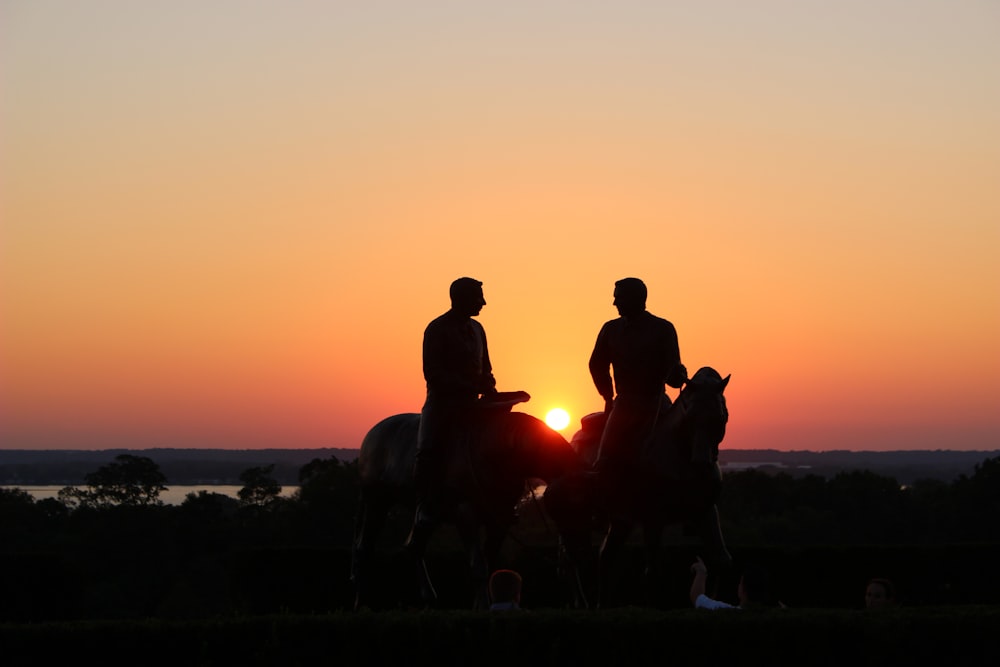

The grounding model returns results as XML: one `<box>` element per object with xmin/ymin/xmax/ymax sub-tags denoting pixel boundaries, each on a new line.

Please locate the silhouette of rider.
<box><xmin>409</xmin><ymin>277</ymin><xmax>498</xmax><ymax>543</ymax></box>
<box><xmin>589</xmin><ymin>277</ymin><xmax>687</xmax><ymax>488</ymax></box>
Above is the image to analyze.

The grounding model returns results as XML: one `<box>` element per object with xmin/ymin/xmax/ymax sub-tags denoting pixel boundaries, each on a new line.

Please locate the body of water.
<box><xmin>2</xmin><ymin>485</ymin><xmax>299</xmax><ymax>505</ymax></box>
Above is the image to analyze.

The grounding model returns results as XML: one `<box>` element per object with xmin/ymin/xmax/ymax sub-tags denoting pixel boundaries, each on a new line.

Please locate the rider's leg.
<box><xmin>591</xmin><ymin>404</ymin><xmax>630</xmax><ymax>502</ymax></box>
<box><xmin>407</xmin><ymin>445</ymin><xmax>442</xmax><ymax>550</ymax></box>
<box><xmin>406</xmin><ymin>402</ymin><xmax>452</xmax><ymax>553</ymax></box>
<box><xmin>592</xmin><ymin>393</ymin><xmax>660</xmax><ymax>496</ymax></box>
<box><xmin>406</xmin><ymin>433</ymin><xmax>444</xmax><ymax>605</ymax></box>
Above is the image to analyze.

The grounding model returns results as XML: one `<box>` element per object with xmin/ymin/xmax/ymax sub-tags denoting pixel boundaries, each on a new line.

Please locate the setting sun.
<box><xmin>545</xmin><ymin>408</ymin><xmax>571</xmax><ymax>431</ymax></box>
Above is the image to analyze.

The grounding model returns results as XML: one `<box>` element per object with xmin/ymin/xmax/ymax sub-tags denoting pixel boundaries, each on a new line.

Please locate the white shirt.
<box><xmin>694</xmin><ymin>594</ymin><xmax>738</xmax><ymax>610</ymax></box>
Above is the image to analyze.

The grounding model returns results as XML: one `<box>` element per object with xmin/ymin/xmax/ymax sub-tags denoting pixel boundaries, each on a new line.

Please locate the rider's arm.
<box><xmin>589</xmin><ymin>323</ymin><xmax>615</xmax><ymax>403</ymax></box>
<box><xmin>689</xmin><ymin>556</ymin><xmax>709</xmax><ymax>604</ymax></box>
<box><xmin>662</xmin><ymin>321</ymin><xmax>687</xmax><ymax>389</ymax></box>
<box><xmin>690</xmin><ymin>556</ymin><xmax>737</xmax><ymax>609</ymax></box>
<box><xmin>478</xmin><ymin>325</ymin><xmax>498</xmax><ymax>396</ymax></box>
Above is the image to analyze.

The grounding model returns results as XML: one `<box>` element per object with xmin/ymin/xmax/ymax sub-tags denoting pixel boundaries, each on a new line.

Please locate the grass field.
<box><xmin>4</xmin><ymin>605</ymin><xmax>997</xmax><ymax>666</ymax></box>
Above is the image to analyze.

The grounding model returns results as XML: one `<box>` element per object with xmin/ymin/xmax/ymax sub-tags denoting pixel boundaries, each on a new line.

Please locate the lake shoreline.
<box><xmin>1</xmin><ymin>484</ymin><xmax>300</xmax><ymax>505</ymax></box>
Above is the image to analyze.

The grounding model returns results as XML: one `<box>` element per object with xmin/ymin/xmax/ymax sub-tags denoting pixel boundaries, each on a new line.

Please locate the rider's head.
<box><xmin>613</xmin><ymin>277</ymin><xmax>647</xmax><ymax>318</ymax></box>
<box><xmin>489</xmin><ymin>569</ymin><xmax>523</xmax><ymax>606</ymax></box>
<box><xmin>450</xmin><ymin>277</ymin><xmax>486</xmax><ymax>317</ymax></box>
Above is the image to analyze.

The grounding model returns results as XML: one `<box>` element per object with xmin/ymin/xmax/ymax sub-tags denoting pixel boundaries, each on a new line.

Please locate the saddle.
<box><xmin>456</xmin><ymin>390</ymin><xmax>531</xmax><ymax>455</ymax></box>
<box><xmin>478</xmin><ymin>390</ymin><xmax>531</xmax><ymax>413</ymax></box>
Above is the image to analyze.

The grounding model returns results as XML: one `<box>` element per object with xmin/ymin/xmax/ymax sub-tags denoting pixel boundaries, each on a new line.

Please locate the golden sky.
<box><xmin>2</xmin><ymin>1</ymin><xmax>998</xmax><ymax>451</ymax></box>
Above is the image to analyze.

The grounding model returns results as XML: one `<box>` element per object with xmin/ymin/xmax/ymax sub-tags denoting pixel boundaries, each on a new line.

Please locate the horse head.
<box><xmin>673</xmin><ymin>366</ymin><xmax>730</xmax><ymax>466</ymax></box>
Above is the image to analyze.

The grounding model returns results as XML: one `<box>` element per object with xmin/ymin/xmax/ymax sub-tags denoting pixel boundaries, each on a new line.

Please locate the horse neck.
<box><xmin>643</xmin><ymin>401</ymin><xmax>689</xmax><ymax>469</ymax></box>
<box><xmin>647</xmin><ymin>388</ymin><xmax>724</xmax><ymax>469</ymax></box>
<box><xmin>501</xmin><ymin>412</ymin><xmax>581</xmax><ymax>482</ymax></box>
<box><xmin>676</xmin><ymin>386</ymin><xmax>727</xmax><ymax>463</ymax></box>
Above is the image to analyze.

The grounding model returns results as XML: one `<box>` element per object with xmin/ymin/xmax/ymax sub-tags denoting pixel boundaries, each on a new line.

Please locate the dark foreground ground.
<box><xmin>4</xmin><ymin>605</ymin><xmax>997</xmax><ymax>667</ymax></box>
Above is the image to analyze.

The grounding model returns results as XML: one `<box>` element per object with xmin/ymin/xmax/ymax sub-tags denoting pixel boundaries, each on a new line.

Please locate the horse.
<box><xmin>350</xmin><ymin>394</ymin><xmax>586</xmax><ymax>611</ymax></box>
<box><xmin>543</xmin><ymin>366</ymin><xmax>733</xmax><ymax>609</ymax></box>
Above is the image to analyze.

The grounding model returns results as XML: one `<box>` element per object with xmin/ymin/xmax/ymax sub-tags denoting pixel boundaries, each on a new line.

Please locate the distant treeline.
<box><xmin>720</xmin><ymin>448</ymin><xmax>1000</xmax><ymax>485</ymax></box>
<box><xmin>3</xmin><ymin>447</ymin><xmax>999</xmax><ymax>485</ymax></box>
<box><xmin>0</xmin><ymin>447</ymin><xmax>358</xmax><ymax>485</ymax></box>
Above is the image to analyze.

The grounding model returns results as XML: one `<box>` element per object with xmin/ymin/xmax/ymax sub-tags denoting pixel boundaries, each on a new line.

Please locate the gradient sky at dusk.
<box><xmin>3</xmin><ymin>1</ymin><xmax>998</xmax><ymax>452</ymax></box>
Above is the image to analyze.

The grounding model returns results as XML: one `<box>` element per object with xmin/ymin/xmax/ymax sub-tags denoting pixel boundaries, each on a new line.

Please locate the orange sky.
<box><xmin>2</xmin><ymin>1</ymin><xmax>998</xmax><ymax>452</ymax></box>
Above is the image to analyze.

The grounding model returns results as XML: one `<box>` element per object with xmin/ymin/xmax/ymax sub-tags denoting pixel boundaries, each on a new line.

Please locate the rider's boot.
<box><xmin>407</xmin><ymin>450</ymin><xmax>441</xmax><ymax>546</ymax></box>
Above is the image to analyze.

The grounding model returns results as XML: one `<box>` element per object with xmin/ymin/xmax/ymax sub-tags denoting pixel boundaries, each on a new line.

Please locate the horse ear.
<box><xmin>720</xmin><ymin>374</ymin><xmax>731</xmax><ymax>391</ymax></box>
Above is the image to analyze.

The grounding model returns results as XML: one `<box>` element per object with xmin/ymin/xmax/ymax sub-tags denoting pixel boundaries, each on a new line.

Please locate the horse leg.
<box><xmin>598</xmin><ymin>517</ymin><xmax>633</xmax><ymax>609</ymax></box>
<box><xmin>351</xmin><ymin>491</ymin><xmax>388</xmax><ymax>611</ymax></box>
<box><xmin>557</xmin><ymin>535</ymin><xmax>592</xmax><ymax>609</ymax></box>
<box><xmin>545</xmin><ymin>472</ymin><xmax>599</xmax><ymax>609</ymax></box>
<box><xmin>555</xmin><ymin>509</ymin><xmax>596</xmax><ymax>610</ymax></box>
<box><xmin>350</xmin><ymin>495</ymin><xmax>366</xmax><ymax>610</ymax></box>
<box><xmin>456</xmin><ymin>504</ymin><xmax>492</xmax><ymax>610</ymax></box>
<box><xmin>697</xmin><ymin>504</ymin><xmax>734</xmax><ymax>598</ymax></box>
<box><xmin>403</xmin><ymin>510</ymin><xmax>439</xmax><ymax>607</ymax></box>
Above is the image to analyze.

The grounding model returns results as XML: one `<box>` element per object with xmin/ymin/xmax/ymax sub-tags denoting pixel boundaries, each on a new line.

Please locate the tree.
<box><xmin>238</xmin><ymin>465</ymin><xmax>282</xmax><ymax>509</ymax></box>
<box><xmin>948</xmin><ymin>455</ymin><xmax>1000</xmax><ymax>541</ymax></box>
<box><xmin>180</xmin><ymin>490</ymin><xmax>241</xmax><ymax>517</ymax></box>
<box><xmin>58</xmin><ymin>454</ymin><xmax>168</xmax><ymax>509</ymax></box>
<box><xmin>293</xmin><ymin>456</ymin><xmax>360</xmax><ymax>544</ymax></box>
<box><xmin>176</xmin><ymin>490</ymin><xmax>241</xmax><ymax>551</ymax></box>
<box><xmin>0</xmin><ymin>487</ymin><xmax>36</xmax><ymax>507</ymax></box>
<box><xmin>825</xmin><ymin>470</ymin><xmax>907</xmax><ymax>543</ymax></box>
<box><xmin>296</xmin><ymin>456</ymin><xmax>359</xmax><ymax>510</ymax></box>
<box><xmin>908</xmin><ymin>477</ymin><xmax>955</xmax><ymax>542</ymax></box>
<box><xmin>0</xmin><ymin>487</ymin><xmax>54</xmax><ymax>547</ymax></box>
